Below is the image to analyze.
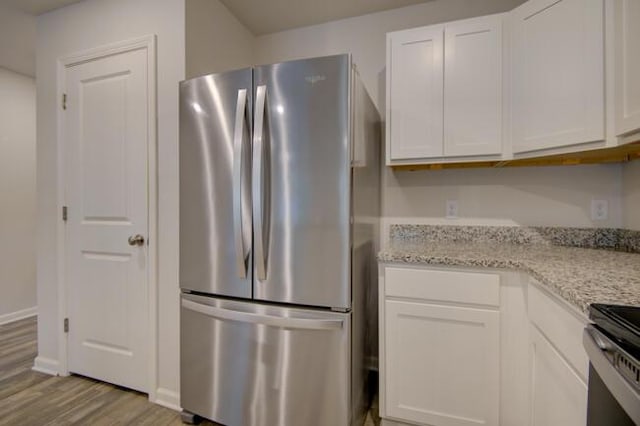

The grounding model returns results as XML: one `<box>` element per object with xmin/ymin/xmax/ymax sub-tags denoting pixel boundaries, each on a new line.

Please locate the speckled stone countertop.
<box><xmin>379</xmin><ymin>226</ymin><xmax>640</xmax><ymax>315</ymax></box>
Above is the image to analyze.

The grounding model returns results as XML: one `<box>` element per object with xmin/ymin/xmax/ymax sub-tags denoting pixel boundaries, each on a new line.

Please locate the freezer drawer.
<box><xmin>180</xmin><ymin>293</ymin><xmax>351</xmax><ymax>426</ymax></box>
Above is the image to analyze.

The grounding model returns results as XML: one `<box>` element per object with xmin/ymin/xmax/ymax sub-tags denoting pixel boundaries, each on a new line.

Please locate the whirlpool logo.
<box><xmin>305</xmin><ymin>75</ymin><xmax>326</xmax><ymax>85</ymax></box>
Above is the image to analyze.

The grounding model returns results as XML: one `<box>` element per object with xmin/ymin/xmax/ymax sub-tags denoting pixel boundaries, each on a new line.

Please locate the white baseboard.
<box><xmin>153</xmin><ymin>387</ymin><xmax>181</xmax><ymax>412</ymax></box>
<box><xmin>381</xmin><ymin>419</ymin><xmax>412</xmax><ymax>426</ymax></box>
<box><xmin>0</xmin><ymin>306</ymin><xmax>37</xmax><ymax>325</ymax></box>
<box><xmin>32</xmin><ymin>356</ymin><xmax>59</xmax><ymax>376</ymax></box>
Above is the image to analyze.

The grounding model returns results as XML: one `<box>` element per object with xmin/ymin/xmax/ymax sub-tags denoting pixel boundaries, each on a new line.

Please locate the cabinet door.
<box><xmin>529</xmin><ymin>325</ymin><xmax>587</xmax><ymax>426</ymax></box>
<box><xmin>444</xmin><ymin>15</ymin><xmax>503</xmax><ymax>157</ymax></box>
<box><xmin>511</xmin><ymin>0</ymin><xmax>604</xmax><ymax>153</ymax></box>
<box><xmin>615</xmin><ymin>0</ymin><xmax>640</xmax><ymax>137</ymax></box>
<box><xmin>385</xmin><ymin>300</ymin><xmax>499</xmax><ymax>426</ymax></box>
<box><xmin>388</xmin><ymin>26</ymin><xmax>444</xmax><ymax>160</ymax></box>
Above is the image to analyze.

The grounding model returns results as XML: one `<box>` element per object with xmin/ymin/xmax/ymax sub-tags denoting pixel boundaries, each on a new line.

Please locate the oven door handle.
<box><xmin>583</xmin><ymin>325</ymin><xmax>640</xmax><ymax>424</ymax></box>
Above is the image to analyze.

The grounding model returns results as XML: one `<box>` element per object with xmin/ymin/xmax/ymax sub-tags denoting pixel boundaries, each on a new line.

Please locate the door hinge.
<box><xmin>62</xmin><ymin>93</ymin><xmax>67</xmax><ymax>110</ymax></box>
<box><xmin>62</xmin><ymin>206</ymin><xmax>68</xmax><ymax>221</ymax></box>
<box><xmin>64</xmin><ymin>318</ymin><xmax>69</xmax><ymax>333</ymax></box>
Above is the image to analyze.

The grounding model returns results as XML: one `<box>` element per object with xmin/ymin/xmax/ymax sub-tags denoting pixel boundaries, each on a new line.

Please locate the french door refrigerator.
<box><xmin>179</xmin><ymin>54</ymin><xmax>380</xmax><ymax>426</ymax></box>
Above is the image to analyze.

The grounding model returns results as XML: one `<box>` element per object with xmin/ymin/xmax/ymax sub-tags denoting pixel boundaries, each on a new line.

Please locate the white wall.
<box><xmin>254</xmin><ymin>0</ymin><xmax>626</xmax><ymax>237</ymax></box>
<box><xmin>0</xmin><ymin>67</ymin><xmax>37</xmax><ymax>324</ymax></box>
<box><xmin>622</xmin><ymin>161</ymin><xmax>640</xmax><ymax>231</ymax></box>
<box><xmin>36</xmin><ymin>0</ymin><xmax>185</xmax><ymax>409</ymax></box>
<box><xmin>186</xmin><ymin>0</ymin><xmax>254</xmax><ymax>78</ymax></box>
<box><xmin>0</xmin><ymin>4</ymin><xmax>36</xmax><ymax>76</ymax></box>
<box><xmin>383</xmin><ymin>164</ymin><xmax>623</xmax><ymax>233</ymax></box>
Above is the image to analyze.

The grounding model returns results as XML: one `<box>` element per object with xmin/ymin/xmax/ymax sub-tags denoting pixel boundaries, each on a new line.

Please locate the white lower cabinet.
<box><xmin>527</xmin><ymin>281</ymin><xmax>588</xmax><ymax>426</ymax></box>
<box><xmin>529</xmin><ymin>325</ymin><xmax>587</xmax><ymax>426</ymax></box>
<box><xmin>385</xmin><ymin>300</ymin><xmax>500</xmax><ymax>426</ymax></box>
<box><xmin>380</xmin><ymin>265</ymin><xmax>588</xmax><ymax>426</ymax></box>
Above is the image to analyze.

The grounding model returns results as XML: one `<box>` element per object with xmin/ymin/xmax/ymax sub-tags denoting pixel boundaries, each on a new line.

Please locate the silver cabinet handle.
<box><xmin>128</xmin><ymin>234</ymin><xmax>145</xmax><ymax>246</ymax></box>
<box><xmin>252</xmin><ymin>85</ymin><xmax>267</xmax><ymax>281</ymax></box>
<box><xmin>232</xmin><ymin>88</ymin><xmax>248</xmax><ymax>278</ymax></box>
<box><xmin>182</xmin><ymin>299</ymin><xmax>344</xmax><ymax>330</ymax></box>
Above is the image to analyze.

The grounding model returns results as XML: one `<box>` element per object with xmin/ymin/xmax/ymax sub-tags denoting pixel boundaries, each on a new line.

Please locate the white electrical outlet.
<box><xmin>446</xmin><ymin>200</ymin><xmax>459</xmax><ymax>219</ymax></box>
<box><xmin>591</xmin><ymin>199</ymin><xmax>608</xmax><ymax>221</ymax></box>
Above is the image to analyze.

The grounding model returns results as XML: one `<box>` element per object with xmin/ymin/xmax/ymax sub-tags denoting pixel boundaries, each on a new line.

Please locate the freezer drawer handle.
<box><xmin>182</xmin><ymin>299</ymin><xmax>344</xmax><ymax>330</ymax></box>
<box><xmin>233</xmin><ymin>88</ymin><xmax>249</xmax><ymax>278</ymax></box>
<box><xmin>253</xmin><ymin>85</ymin><xmax>267</xmax><ymax>281</ymax></box>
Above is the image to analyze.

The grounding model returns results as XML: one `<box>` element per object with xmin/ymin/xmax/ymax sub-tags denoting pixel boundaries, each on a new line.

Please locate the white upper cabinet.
<box><xmin>387</xmin><ymin>25</ymin><xmax>444</xmax><ymax>160</ymax></box>
<box><xmin>444</xmin><ymin>15</ymin><xmax>503</xmax><ymax>157</ymax></box>
<box><xmin>387</xmin><ymin>15</ymin><xmax>504</xmax><ymax>163</ymax></box>
<box><xmin>615</xmin><ymin>0</ymin><xmax>640</xmax><ymax>138</ymax></box>
<box><xmin>386</xmin><ymin>0</ymin><xmax>635</xmax><ymax>165</ymax></box>
<box><xmin>510</xmin><ymin>0</ymin><xmax>605</xmax><ymax>154</ymax></box>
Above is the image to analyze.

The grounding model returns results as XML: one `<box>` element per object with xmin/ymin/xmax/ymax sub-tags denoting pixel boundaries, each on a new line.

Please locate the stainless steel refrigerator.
<box><xmin>179</xmin><ymin>54</ymin><xmax>380</xmax><ymax>426</ymax></box>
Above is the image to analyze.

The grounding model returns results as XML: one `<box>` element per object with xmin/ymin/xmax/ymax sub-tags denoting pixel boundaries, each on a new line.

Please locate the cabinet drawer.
<box><xmin>385</xmin><ymin>267</ymin><xmax>500</xmax><ymax>306</ymax></box>
<box><xmin>528</xmin><ymin>282</ymin><xmax>588</xmax><ymax>381</ymax></box>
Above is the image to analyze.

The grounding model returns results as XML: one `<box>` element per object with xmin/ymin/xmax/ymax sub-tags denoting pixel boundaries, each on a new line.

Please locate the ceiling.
<box><xmin>220</xmin><ymin>0</ymin><xmax>435</xmax><ymax>35</ymax></box>
<box><xmin>0</xmin><ymin>0</ymin><xmax>82</xmax><ymax>15</ymax></box>
<box><xmin>1</xmin><ymin>0</ymin><xmax>434</xmax><ymax>32</ymax></box>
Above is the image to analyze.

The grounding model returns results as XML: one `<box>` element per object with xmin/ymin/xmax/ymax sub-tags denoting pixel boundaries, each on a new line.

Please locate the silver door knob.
<box><xmin>128</xmin><ymin>234</ymin><xmax>145</xmax><ymax>246</ymax></box>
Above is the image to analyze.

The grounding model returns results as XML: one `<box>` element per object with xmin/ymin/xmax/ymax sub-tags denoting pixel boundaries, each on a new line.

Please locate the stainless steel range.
<box><xmin>178</xmin><ymin>54</ymin><xmax>380</xmax><ymax>426</ymax></box>
<box><xmin>584</xmin><ymin>304</ymin><xmax>640</xmax><ymax>425</ymax></box>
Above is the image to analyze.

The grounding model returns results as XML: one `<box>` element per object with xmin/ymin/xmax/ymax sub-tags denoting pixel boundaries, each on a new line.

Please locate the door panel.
<box><xmin>511</xmin><ymin>0</ymin><xmax>604</xmax><ymax>153</ymax></box>
<box><xmin>388</xmin><ymin>26</ymin><xmax>444</xmax><ymax>160</ymax></box>
<box><xmin>530</xmin><ymin>325</ymin><xmax>587</xmax><ymax>426</ymax></box>
<box><xmin>444</xmin><ymin>15</ymin><xmax>503</xmax><ymax>157</ymax></box>
<box><xmin>179</xmin><ymin>69</ymin><xmax>253</xmax><ymax>297</ymax></box>
<box><xmin>385</xmin><ymin>300</ymin><xmax>500</xmax><ymax>426</ymax></box>
<box><xmin>65</xmin><ymin>46</ymin><xmax>149</xmax><ymax>392</ymax></box>
<box><xmin>615</xmin><ymin>0</ymin><xmax>640</xmax><ymax>136</ymax></box>
<box><xmin>180</xmin><ymin>293</ymin><xmax>350</xmax><ymax>426</ymax></box>
<box><xmin>253</xmin><ymin>55</ymin><xmax>351</xmax><ymax>309</ymax></box>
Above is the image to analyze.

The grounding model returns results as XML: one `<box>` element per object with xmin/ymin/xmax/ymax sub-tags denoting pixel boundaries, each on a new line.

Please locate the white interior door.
<box><xmin>64</xmin><ymin>45</ymin><xmax>150</xmax><ymax>392</ymax></box>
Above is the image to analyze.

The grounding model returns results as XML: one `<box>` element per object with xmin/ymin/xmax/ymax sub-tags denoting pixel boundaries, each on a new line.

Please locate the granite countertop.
<box><xmin>379</xmin><ymin>226</ymin><xmax>640</xmax><ymax>315</ymax></box>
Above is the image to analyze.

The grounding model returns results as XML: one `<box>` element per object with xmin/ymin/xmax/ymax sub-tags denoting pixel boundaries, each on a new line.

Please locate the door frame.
<box><xmin>55</xmin><ymin>35</ymin><xmax>158</xmax><ymax>400</ymax></box>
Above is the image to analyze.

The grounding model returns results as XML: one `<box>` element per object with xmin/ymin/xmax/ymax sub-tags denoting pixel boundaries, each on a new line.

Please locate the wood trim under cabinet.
<box><xmin>391</xmin><ymin>141</ymin><xmax>640</xmax><ymax>171</ymax></box>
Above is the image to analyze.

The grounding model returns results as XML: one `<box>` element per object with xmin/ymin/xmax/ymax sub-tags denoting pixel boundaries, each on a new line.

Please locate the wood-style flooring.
<box><xmin>0</xmin><ymin>317</ymin><xmax>210</xmax><ymax>426</ymax></box>
<box><xmin>0</xmin><ymin>317</ymin><xmax>378</xmax><ymax>426</ymax></box>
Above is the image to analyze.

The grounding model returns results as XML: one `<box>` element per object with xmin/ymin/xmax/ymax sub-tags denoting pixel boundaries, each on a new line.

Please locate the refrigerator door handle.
<box><xmin>232</xmin><ymin>88</ymin><xmax>249</xmax><ymax>278</ymax></box>
<box><xmin>252</xmin><ymin>84</ymin><xmax>267</xmax><ymax>281</ymax></box>
<box><xmin>181</xmin><ymin>299</ymin><xmax>344</xmax><ymax>330</ymax></box>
